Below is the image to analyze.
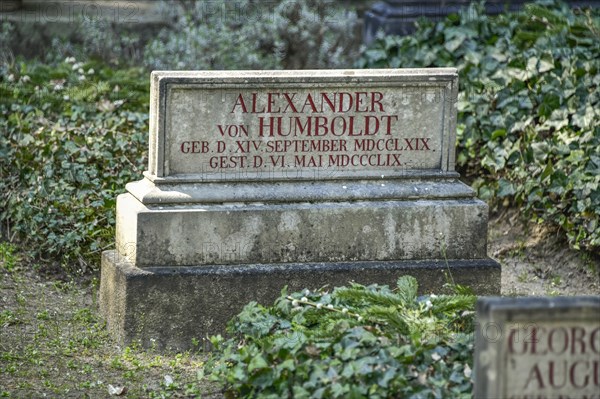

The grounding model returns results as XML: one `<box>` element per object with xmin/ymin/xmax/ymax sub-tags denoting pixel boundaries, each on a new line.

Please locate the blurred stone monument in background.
<box><xmin>364</xmin><ymin>0</ymin><xmax>600</xmax><ymax>43</ymax></box>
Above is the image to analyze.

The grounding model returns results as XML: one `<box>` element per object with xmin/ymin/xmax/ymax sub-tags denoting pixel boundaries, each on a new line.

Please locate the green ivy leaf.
<box><xmin>248</xmin><ymin>354</ymin><xmax>268</xmax><ymax>372</ymax></box>
<box><xmin>498</xmin><ymin>179</ymin><xmax>516</xmax><ymax>198</ymax></box>
<box><xmin>396</xmin><ymin>276</ymin><xmax>418</xmax><ymax>303</ymax></box>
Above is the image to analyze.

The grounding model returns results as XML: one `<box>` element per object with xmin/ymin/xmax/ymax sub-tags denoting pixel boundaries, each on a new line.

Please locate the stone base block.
<box><xmin>99</xmin><ymin>250</ymin><xmax>500</xmax><ymax>351</ymax></box>
<box><xmin>116</xmin><ymin>191</ymin><xmax>490</xmax><ymax>267</ymax></box>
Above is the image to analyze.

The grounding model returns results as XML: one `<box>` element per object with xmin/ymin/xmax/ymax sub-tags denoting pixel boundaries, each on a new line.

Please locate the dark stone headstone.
<box><xmin>364</xmin><ymin>0</ymin><xmax>600</xmax><ymax>44</ymax></box>
<box><xmin>0</xmin><ymin>0</ymin><xmax>22</xmax><ymax>12</ymax></box>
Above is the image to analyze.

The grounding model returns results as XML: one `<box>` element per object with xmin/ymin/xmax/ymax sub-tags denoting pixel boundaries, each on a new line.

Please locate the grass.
<box><xmin>1</xmin><ymin>213</ymin><xmax>598</xmax><ymax>396</ymax></box>
<box><xmin>582</xmin><ymin>252</ymin><xmax>600</xmax><ymax>276</ymax></box>
<box><xmin>517</xmin><ymin>270</ymin><xmax>529</xmax><ymax>283</ymax></box>
<box><xmin>0</xmin><ymin>243</ymin><xmax>216</xmax><ymax>398</ymax></box>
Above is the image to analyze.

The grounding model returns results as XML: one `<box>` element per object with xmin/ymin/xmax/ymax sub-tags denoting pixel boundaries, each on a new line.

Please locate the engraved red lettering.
<box><xmin>572</xmin><ymin>327</ymin><xmax>586</xmax><ymax>355</ymax></box>
<box><xmin>549</xmin><ymin>360</ymin><xmax>568</xmax><ymax>389</ymax></box>
<box><xmin>282</xmin><ymin>93</ymin><xmax>298</xmax><ymax>113</ymax></box>
<box><xmin>524</xmin><ymin>363</ymin><xmax>545</xmax><ymax>389</ymax></box>
<box><xmin>509</xmin><ymin>328</ymin><xmax>528</xmax><ymax>355</ymax></box>
<box><xmin>570</xmin><ymin>361</ymin><xmax>590</xmax><ymax>388</ymax></box>
<box><xmin>371</xmin><ymin>91</ymin><xmax>384</xmax><ymax>112</ymax></box>
<box><xmin>549</xmin><ymin>327</ymin><xmax>569</xmax><ymax>355</ymax></box>
<box><xmin>231</xmin><ymin>94</ymin><xmax>247</xmax><ymax>113</ymax></box>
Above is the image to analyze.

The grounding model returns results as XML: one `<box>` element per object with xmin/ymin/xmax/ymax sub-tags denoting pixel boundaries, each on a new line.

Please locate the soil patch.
<box><xmin>1</xmin><ymin>209</ymin><xmax>598</xmax><ymax>396</ymax></box>
<box><xmin>490</xmin><ymin>209</ymin><xmax>599</xmax><ymax>296</ymax></box>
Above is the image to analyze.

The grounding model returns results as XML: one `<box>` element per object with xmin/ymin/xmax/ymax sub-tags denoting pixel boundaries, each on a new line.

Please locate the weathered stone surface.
<box><xmin>125</xmin><ymin>174</ymin><xmax>474</xmax><ymax>204</ymax></box>
<box><xmin>100</xmin><ymin>250</ymin><xmax>500</xmax><ymax>351</ymax></box>
<box><xmin>100</xmin><ymin>69</ymin><xmax>501</xmax><ymax>350</ymax></box>
<box><xmin>116</xmin><ymin>191</ymin><xmax>489</xmax><ymax>267</ymax></box>
<box><xmin>474</xmin><ymin>297</ymin><xmax>600</xmax><ymax>399</ymax></box>
<box><xmin>148</xmin><ymin>69</ymin><xmax>458</xmax><ymax>180</ymax></box>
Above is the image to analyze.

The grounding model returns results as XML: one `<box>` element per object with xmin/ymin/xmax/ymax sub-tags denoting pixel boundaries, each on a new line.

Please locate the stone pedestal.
<box><xmin>100</xmin><ymin>69</ymin><xmax>500</xmax><ymax>350</ymax></box>
<box><xmin>101</xmin><ymin>252</ymin><xmax>499</xmax><ymax>350</ymax></box>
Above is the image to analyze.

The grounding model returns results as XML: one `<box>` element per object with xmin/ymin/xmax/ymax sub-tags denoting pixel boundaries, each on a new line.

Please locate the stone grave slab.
<box><xmin>474</xmin><ymin>296</ymin><xmax>600</xmax><ymax>399</ymax></box>
<box><xmin>100</xmin><ymin>69</ymin><xmax>501</xmax><ymax>350</ymax></box>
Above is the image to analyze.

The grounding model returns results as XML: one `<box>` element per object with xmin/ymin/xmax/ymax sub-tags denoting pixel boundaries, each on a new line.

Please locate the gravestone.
<box><xmin>363</xmin><ymin>0</ymin><xmax>600</xmax><ymax>44</ymax></box>
<box><xmin>474</xmin><ymin>296</ymin><xmax>600</xmax><ymax>399</ymax></box>
<box><xmin>99</xmin><ymin>69</ymin><xmax>500</xmax><ymax>350</ymax></box>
